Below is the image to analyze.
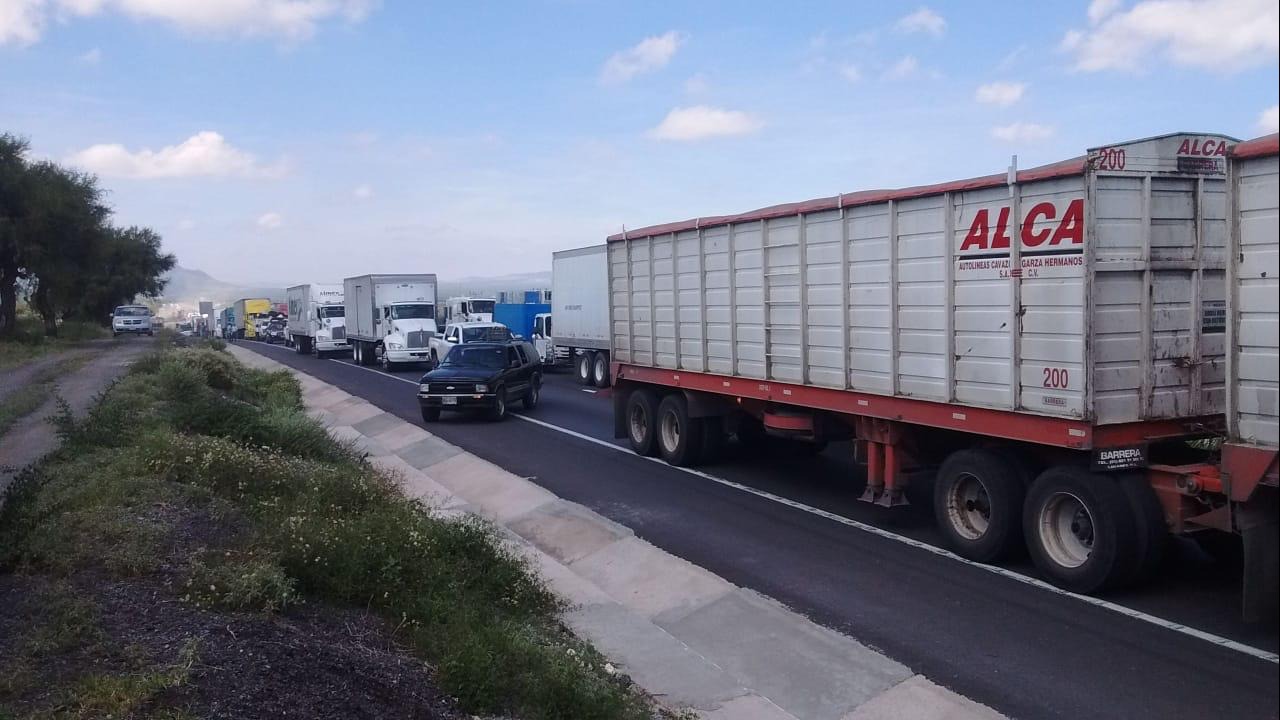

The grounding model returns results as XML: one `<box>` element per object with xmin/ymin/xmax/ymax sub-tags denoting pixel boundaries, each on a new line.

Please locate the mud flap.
<box><xmin>1238</xmin><ymin>490</ymin><xmax>1279</xmax><ymax>624</ymax></box>
<box><xmin>612</xmin><ymin>384</ymin><xmax>630</xmax><ymax>439</ymax></box>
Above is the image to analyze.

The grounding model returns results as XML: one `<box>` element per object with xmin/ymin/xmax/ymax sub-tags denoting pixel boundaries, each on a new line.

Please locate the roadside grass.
<box><xmin>0</xmin><ymin>346</ymin><xmax>659</xmax><ymax>720</ymax></box>
<box><xmin>0</xmin><ymin>315</ymin><xmax>110</xmax><ymax>368</ymax></box>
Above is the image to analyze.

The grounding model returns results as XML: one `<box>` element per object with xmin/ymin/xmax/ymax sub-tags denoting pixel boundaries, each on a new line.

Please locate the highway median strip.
<box><xmin>0</xmin><ymin>344</ymin><xmax>670</xmax><ymax>720</ymax></box>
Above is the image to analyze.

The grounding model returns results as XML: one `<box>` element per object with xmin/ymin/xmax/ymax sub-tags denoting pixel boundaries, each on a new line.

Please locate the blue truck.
<box><xmin>493</xmin><ymin>302</ymin><xmax>550</xmax><ymax>340</ymax></box>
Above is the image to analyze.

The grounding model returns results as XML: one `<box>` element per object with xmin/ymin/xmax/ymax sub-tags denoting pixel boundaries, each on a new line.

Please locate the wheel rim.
<box><xmin>945</xmin><ymin>472</ymin><xmax>992</xmax><ymax>540</ymax></box>
<box><xmin>496</xmin><ymin>394</ymin><xmax>505</xmax><ymax>416</ymax></box>
<box><xmin>629</xmin><ymin>404</ymin><xmax>648</xmax><ymax>443</ymax></box>
<box><xmin>594</xmin><ymin>356</ymin><xmax>606</xmax><ymax>382</ymax></box>
<box><xmin>1038</xmin><ymin>491</ymin><xmax>1094</xmax><ymax>569</ymax></box>
<box><xmin>659</xmin><ymin>410</ymin><xmax>680</xmax><ymax>453</ymax></box>
<box><xmin>530</xmin><ymin>385</ymin><xmax>538</xmax><ymax>404</ymax></box>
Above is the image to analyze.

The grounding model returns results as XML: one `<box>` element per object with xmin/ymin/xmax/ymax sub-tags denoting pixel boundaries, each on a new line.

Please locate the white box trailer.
<box><xmin>1221</xmin><ymin>134</ymin><xmax>1279</xmax><ymax>621</ymax></box>
<box><xmin>552</xmin><ymin>244</ymin><xmax>611</xmax><ymax>385</ymax></box>
<box><xmin>607</xmin><ymin>132</ymin><xmax>1280</xmax><ymax>604</ymax></box>
<box><xmin>286</xmin><ymin>283</ymin><xmax>349</xmax><ymax>358</ymax></box>
<box><xmin>343</xmin><ymin>274</ymin><xmax>438</xmax><ymax>369</ymax></box>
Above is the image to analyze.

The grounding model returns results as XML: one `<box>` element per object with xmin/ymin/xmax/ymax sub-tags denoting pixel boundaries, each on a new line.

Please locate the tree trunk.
<box><xmin>32</xmin><ymin>282</ymin><xmax>57</xmax><ymax>338</ymax></box>
<box><xmin>0</xmin><ymin>233</ymin><xmax>16</xmax><ymax>338</ymax></box>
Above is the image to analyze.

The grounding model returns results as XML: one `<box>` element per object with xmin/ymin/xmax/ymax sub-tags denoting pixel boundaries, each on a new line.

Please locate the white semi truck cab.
<box><xmin>287</xmin><ymin>283</ymin><xmax>350</xmax><ymax>358</ymax></box>
<box><xmin>379</xmin><ymin>301</ymin><xmax>437</xmax><ymax>367</ymax></box>
<box><xmin>444</xmin><ymin>296</ymin><xmax>496</xmax><ymax>323</ymax></box>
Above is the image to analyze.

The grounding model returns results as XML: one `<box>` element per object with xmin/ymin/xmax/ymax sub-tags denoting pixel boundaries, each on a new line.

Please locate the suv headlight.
<box><xmin>474</xmin><ymin>383</ymin><xmax>489</xmax><ymax>393</ymax></box>
<box><xmin>387</xmin><ymin>342</ymin><xmax>404</xmax><ymax>350</ymax></box>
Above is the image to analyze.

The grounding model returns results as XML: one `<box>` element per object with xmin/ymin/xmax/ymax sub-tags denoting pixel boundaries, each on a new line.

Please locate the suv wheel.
<box><xmin>523</xmin><ymin>378</ymin><xmax>540</xmax><ymax>409</ymax></box>
<box><xmin>488</xmin><ymin>388</ymin><xmax>508</xmax><ymax>421</ymax></box>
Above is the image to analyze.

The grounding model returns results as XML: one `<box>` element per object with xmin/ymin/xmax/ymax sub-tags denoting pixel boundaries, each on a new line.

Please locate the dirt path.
<box><xmin>0</xmin><ymin>339</ymin><xmax>154</xmax><ymax>500</ymax></box>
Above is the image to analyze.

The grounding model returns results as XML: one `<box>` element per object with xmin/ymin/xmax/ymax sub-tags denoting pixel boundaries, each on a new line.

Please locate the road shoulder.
<box><xmin>229</xmin><ymin>344</ymin><xmax>1006</xmax><ymax>720</ymax></box>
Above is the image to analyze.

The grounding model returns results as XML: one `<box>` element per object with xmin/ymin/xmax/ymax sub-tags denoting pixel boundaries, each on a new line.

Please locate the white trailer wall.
<box><xmin>610</xmin><ymin>133</ymin><xmax>1233</xmax><ymax>425</ymax></box>
<box><xmin>1229</xmin><ymin>146</ymin><xmax>1280</xmax><ymax>446</ymax></box>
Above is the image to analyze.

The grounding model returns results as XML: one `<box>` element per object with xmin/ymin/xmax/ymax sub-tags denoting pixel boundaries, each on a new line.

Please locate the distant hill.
<box><xmin>159</xmin><ymin>266</ymin><xmax>285</xmax><ymax>306</ymax></box>
<box><xmin>161</xmin><ymin>266</ymin><xmax>553</xmax><ymax>307</ymax></box>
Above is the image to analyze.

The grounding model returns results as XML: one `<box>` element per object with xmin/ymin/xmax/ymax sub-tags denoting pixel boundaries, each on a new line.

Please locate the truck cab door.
<box><xmin>383</xmin><ymin>306</ymin><xmax>392</xmax><ymax>336</ymax></box>
<box><xmin>532</xmin><ymin>315</ymin><xmax>552</xmax><ymax>363</ymax></box>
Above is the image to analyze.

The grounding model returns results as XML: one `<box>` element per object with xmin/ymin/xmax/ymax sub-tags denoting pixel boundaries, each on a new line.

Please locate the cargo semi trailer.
<box><xmin>606</xmin><ymin>132</ymin><xmax>1278</xmax><ymax>609</ymax></box>
<box><xmin>230</xmin><ymin>298</ymin><xmax>270</xmax><ymax>340</ymax></box>
<box><xmin>551</xmin><ymin>245</ymin><xmax>612</xmax><ymax>386</ymax></box>
<box><xmin>344</xmin><ymin>274</ymin><xmax>438</xmax><ymax>369</ymax></box>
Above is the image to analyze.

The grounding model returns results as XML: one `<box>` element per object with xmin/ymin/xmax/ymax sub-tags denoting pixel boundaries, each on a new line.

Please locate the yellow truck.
<box><xmin>231</xmin><ymin>298</ymin><xmax>271</xmax><ymax>340</ymax></box>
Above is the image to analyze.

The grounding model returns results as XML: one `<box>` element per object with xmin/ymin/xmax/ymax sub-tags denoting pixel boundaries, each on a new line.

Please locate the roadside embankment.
<box><xmin>0</xmin><ymin>344</ymin><xmax>664</xmax><ymax>720</ymax></box>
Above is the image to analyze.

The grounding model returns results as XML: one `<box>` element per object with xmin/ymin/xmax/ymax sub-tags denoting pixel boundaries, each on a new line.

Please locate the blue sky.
<box><xmin>1</xmin><ymin>0</ymin><xmax>1277</xmax><ymax>284</ymax></box>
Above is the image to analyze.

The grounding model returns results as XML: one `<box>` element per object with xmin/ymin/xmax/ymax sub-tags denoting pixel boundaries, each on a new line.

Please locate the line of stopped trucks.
<box><xmin>220</xmin><ymin>132</ymin><xmax>1279</xmax><ymax>621</ymax></box>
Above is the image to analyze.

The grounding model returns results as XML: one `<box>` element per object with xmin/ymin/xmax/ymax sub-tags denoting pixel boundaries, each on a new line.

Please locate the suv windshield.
<box><xmin>319</xmin><ymin>305</ymin><xmax>344</xmax><ymax>318</ymax></box>
<box><xmin>470</xmin><ymin>300</ymin><xmax>495</xmax><ymax>314</ymax></box>
<box><xmin>114</xmin><ymin>306</ymin><xmax>148</xmax><ymax>317</ymax></box>
<box><xmin>442</xmin><ymin>346</ymin><xmax>506</xmax><ymax>369</ymax></box>
<box><xmin>391</xmin><ymin>304</ymin><xmax>434</xmax><ymax>320</ymax></box>
<box><xmin>463</xmin><ymin>325</ymin><xmax>512</xmax><ymax>343</ymax></box>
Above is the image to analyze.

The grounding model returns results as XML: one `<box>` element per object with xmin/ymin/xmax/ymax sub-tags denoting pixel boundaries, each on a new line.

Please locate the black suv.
<box><xmin>417</xmin><ymin>340</ymin><xmax>542</xmax><ymax>422</ymax></box>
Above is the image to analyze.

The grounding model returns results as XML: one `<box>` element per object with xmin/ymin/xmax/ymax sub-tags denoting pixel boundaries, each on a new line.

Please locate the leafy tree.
<box><xmin>0</xmin><ymin>131</ymin><xmax>175</xmax><ymax>338</ymax></box>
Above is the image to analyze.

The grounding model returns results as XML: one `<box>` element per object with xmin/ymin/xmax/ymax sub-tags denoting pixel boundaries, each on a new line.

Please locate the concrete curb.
<box><xmin>229</xmin><ymin>345</ymin><xmax>1006</xmax><ymax>720</ymax></box>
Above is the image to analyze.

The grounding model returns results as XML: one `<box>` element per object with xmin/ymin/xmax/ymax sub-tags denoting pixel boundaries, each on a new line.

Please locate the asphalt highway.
<box><xmin>242</xmin><ymin>340</ymin><xmax>1279</xmax><ymax>720</ymax></box>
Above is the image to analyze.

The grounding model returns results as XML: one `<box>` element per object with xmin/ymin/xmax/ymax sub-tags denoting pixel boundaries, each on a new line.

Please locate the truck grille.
<box><xmin>426</xmin><ymin>382</ymin><xmax>474</xmax><ymax>393</ymax></box>
<box><xmin>331</xmin><ymin>326</ymin><xmax>345</xmax><ymax>341</ymax></box>
<box><xmin>406</xmin><ymin>330</ymin><xmax>430</xmax><ymax>349</ymax></box>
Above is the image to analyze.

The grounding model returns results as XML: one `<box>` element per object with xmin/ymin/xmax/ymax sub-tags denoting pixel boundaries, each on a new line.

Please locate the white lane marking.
<box><xmin>581</xmin><ymin>388</ymin><xmax>598</xmax><ymax>394</ymax></box>
<box><xmin>275</xmin><ymin>349</ymin><xmax>1280</xmax><ymax>665</ymax></box>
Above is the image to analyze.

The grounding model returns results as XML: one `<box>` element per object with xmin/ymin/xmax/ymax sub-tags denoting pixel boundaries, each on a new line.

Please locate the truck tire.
<box><xmin>576</xmin><ymin>352</ymin><xmax>593</xmax><ymax>385</ymax></box>
<box><xmin>933</xmin><ymin>449</ymin><xmax>1026</xmax><ymax>563</ymax></box>
<box><xmin>592</xmin><ymin>352</ymin><xmax>610</xmax><ymax>388</ymax></box>
<box><xmin>656</xmin><ymin>394</ymin><xmax>703</xmax><ymax>467</ymax></box>
<box><xmin>1024</xmin><ymin>466</ymin><xmax>1139</xmax><ymax>594</ymax></box>
<box><xmin>625</xmin><ymin>389</ymin><xmax>659</xmax><ymax>456</ymax></box>
<box><xmin>421</xmin><ymin>407</ymin><xmax>440</xmax><ymax>423</ymax></box>
<box><xmin>700</xmin><ymin>416</ymin><xmax>726</xmax><ymax>464</ymax></box>
<box><xmin>1118</xmin><ymin>473</ymin><xmax>1168</xmax><ymax>584</ymax></box>
<box><xmin>353</xmin><ymin>342</ymin><xmax>363</xmax><ymax>365</ymax></box>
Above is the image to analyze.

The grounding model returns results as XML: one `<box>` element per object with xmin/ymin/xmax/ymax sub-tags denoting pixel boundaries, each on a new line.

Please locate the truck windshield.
<box><xmin>114</xmin><ymin>306</ymin><xmax>149</xmax><ymax>317</ymax></box>
<box><xmin>442</xmin><ymin>346</ymin><xmax>506</xmax><ymax>369</ymax></box>
<box><xmin>463</xmin><ymin>326</ymin><xmax>512</xmax><ymax>342</ymax></box>
<box><xmin>470</xmin><ymin>300</ymin><xmax>495</xmax><ymax>314</ymax></box>
<box><xmin>319</xmin><ymin>305</ymin><xmax>345</xmax><ymax>318</ymax></box>
<box><xmin>391</xmin><ymin>304</ymin><xmax>434</xmax><ymax>320</ymax></box>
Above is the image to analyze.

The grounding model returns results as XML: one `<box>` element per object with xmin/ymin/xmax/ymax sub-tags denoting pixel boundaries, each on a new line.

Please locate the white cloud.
<box><xmin>1260</xmin><ymin>105</ymin><xmax>1280</xmax><ymax>133</ymax></box>
<box><xmin>683</xmin><ymin>73</ymin><xmax>709</xmax><ymax>95</ymax></box>
<box><xmin>884</xmin><ymin>55</ymin><xmax>918</xmax><ymax>79</ymax></box>
<box><xmin>1</xmin><ymin>0</ymin><xmax>375</xmax><ymax>45</ymax></box>
<box><xmin>177</xmin><ymin>219</ymin><xmax>196</xmax><ymax>230</ymax></box>
<box><xmin>0</xmin><ymin>0</ymin><xmax>43</xmax><ymax>45</ymax></box>
<box><xmin>1087</xmin><ymin>0</ymin><xmax>1122</xmax><ymax>23</ymax></box>
<box><xmin>1062</xmin><ymin>0</ymin><xmax>1279</xmax><ymax>72</ymax></box>
<box><xmin>601</xmin><ymin>30</ymin><xmax>682</xmax><ymax>84</ymax></box>
<box><xmin>648</xmin><ymin>106</ymin><xmax>762</xmax><ymax>142</ymax></box>
<box><xmin>354</xmin><ymin>183</ymin><xmax>374</xmax><ymax>199</ymax></box>
<box><xmin>67</xmin><ymin>131</ymin><xmax>282</xmax><ymax>179</ymax></box>
<box><xmin>991</xmin><ymin>122</ymin><xmax>1055</xmax><ymax>143</ymax></box>
<box><xmin>78</xmin><ymin>46</ymin><xmax>101</xmax><ymax>63</ymax></box>
<box><xmin>897</xmin><ymin>7</ymin><xmax>946</xmax><ymax>36</ymax></box>
<box><xmin>975</xmin><ymin>81</ymin><xmax>1026</xmax><ymax>106</ymax></box>
<box><xmin>257</xmin><ymin>212</ymin><xmax>283</xmax><ymax>229</ymax></box>
<box><xmin>839</xmin><ymin>64</ymin><xmax>862</xmax><ymax>82</ymax></box>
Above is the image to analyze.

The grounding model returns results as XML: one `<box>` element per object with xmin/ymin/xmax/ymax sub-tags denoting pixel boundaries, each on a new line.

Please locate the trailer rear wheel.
<box><xmin>1024</xmin><ymin>466</ymin><xmax>1138</xmax><ymax>593</ymax></box>
<box><xmin>657</xmin><ymin>394</ymin><xmax>703</xmax><ymax>467</ymax></box>
<box><xmin>1118</xmin><ymin>474</ymin><xmax>1168</xmax><ymax>584</ymax></box>
<box><xmin>592</xmin><ymin>352</ymin><xmax>610</xmax><ymax>387</ymax></box>
<box><xmin>625</xmin><ymin>389</ymin><xmax>659</xmax><ymax>456</ymax></box>
<box><xmin>934</xmin><ymin>449</ymin><xmax>1025</xmax><ymax>563</ymax></box>
<box><xmin>576</xmin><ymin>352</ymin><xmax>593</xmax><ymax>385</ymax></box>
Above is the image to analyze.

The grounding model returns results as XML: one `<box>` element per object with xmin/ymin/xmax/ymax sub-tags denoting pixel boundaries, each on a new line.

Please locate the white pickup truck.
<box><xmin>429</xmin><ymin>321</ymin><xmax>514</xmax><ymax>367</ymax></box>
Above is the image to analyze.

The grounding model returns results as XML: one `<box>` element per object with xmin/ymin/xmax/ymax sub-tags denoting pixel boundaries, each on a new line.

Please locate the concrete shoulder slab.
<box><xmin>326</xmin><ymin>397</ymin><xmax>383</xmax><ymax>427</ymax></box>
<box><xmin>702</xmin><ymin>694</ymin><xmax>799</xmax><ymax>720</ymax></box>
<box><xmin>564</xmin><ymin>601</ymin><xmax>747</xmax><ymax>711</ymax></box>
<box><xmin>841</xmin><ymin>676</ymin><xmax>1004</xmax><ymax>720</ymax></box>
<box><xmin>507</xmin><ymin>499</ymin><xmax>634</xmax><ymax>565</ymax></box>
<box><xmin>660</xmin><ymin>590</ymin><xmax>911</xmax><ymax>720</ymax></box>
<box><xmin>570</xmin><ymin>536</ymin><xmax>734</xmax><ymax>622</ymax></box>
<box><xmin>352</xmin><ymin>411</ymin><xmax>405</xmax><ymax>439</ymax></box>
<box><xmin>368</xmin><ymin>421</ymin><xmax>435</xmax><ymax>453</ymax></box>
<box><xmin>397</xmin><ymin>435</ymin><xmax>462</xmax><ymax>471</ymax></box>
<box><xmin>424</xmin><ymin>452</ymin><xmax>557</xmax><ymax>523</ymax></box>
